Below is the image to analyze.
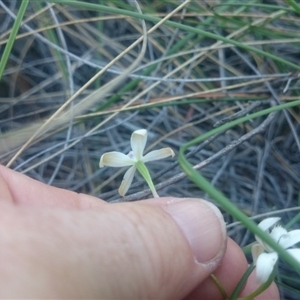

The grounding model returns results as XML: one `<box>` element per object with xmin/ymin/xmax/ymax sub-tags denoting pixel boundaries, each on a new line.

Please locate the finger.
<box><xmin>0</xmin><ymin>165</ymin><xmax>105</xmax><ymax>209</ymax></box>
<box><xmin>0</xmin><ymin>197</ymin><xmax>227</xmax><ymax>299</ymax></box>
<box><xmin>185</xmin><ymin>238</ymin><xmax>248</xmax><ymax>300</ymax></box>
<box><xmin>185</xmin><ymin>238</ymin><xmax>279</xmax><ymax>300</ymax></box>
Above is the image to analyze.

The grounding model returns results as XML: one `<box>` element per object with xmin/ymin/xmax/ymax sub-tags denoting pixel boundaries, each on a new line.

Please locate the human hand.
<box><xmin>0</xmin><ymin>166</ymin><xmax>279</xmax><ymax>299</ymax></box>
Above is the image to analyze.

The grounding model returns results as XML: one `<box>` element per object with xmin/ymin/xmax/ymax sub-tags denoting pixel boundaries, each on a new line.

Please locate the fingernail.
<box><xmin>164</xmin><ymin>198</ymin><xmax>226</xmax><ymax>264</ymax></box>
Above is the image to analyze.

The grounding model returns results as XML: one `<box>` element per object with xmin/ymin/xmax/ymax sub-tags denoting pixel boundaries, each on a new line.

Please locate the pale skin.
<box><xmin>0</xmin><ymin>165</ymin><xmax>279</xmax><ymax>299</ymax></box>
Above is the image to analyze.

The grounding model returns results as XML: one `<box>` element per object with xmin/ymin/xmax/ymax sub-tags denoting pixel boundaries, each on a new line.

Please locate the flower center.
<box><xmin>128</xmin><ymin>151</ymin><xmax>136</xmax><ymax>161</ymax></box>
<box><xmin>271</xmin><ymin>226</ymin><xmax>288</xmax><ymax>243</ymax></box>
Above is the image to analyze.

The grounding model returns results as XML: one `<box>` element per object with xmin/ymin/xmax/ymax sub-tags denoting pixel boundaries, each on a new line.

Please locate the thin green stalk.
<box><xmin>0</xmin><ymin>0</ymin><xmax>29</xmax><ymax>81</ymax></box>
<box><xmin>136</xmin><ymin>161</ymin><xmax>158</xmax><ymax>198</ymax></box>
<box><xmin>178</xmin><ymin>98</ymin><xmax>300</xmax><ymax>274</ymax></box>
<box><xmin>230</xmin><ymin>264</ymin><xmax>255</xmax><ymax>300</ymax></box>
<box><xmin>285</xmin><ymin>212</ymin><xmax>300</xmax><ymax>229</ymax></box>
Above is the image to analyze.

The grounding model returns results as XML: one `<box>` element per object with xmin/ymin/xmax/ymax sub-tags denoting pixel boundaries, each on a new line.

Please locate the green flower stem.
<box><xmin>178</xmin><ymin>98</ymin><xmax>300</xmax><ymax>274</ymax></box>
<box><xmin>230</xmin><ymin>264</ymin><xmax>255</xmax><ymax>300</ymax></box>
<box><xmin>136</xmin><ymin>161</ymin><xmax>159</xmax><ymax>198</ymax></box>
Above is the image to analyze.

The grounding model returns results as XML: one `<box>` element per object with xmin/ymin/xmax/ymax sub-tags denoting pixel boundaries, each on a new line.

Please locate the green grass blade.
<box><xmin>0</xmin><ymin>0</ymin><xmax>29</xmax><ymax>81</ymax></box>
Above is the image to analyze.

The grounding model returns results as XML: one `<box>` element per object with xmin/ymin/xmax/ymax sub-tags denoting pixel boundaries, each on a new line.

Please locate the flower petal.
<box><xmin>131</xmin><ymin>129</ymin><xmax>147</xmax><ymax>160</ymax></box>
<box><xmin>256</xmin><ymin>252</ymin><xmax>278</xmax><ymax>284</ymax></box>
<box><xmin>143</xmin><ymin>147</ymin><xmax>175</xmax><ymax>163</ymax></box>
<box><xmin>255</xmin><ymin>217</ymin><xmax>281</xmax><ymax>247</ymax></box>
<box><xmin>251</xmin><ymin>243</ymin><xmax>265</xmax><ymax>265</ymax></box>
<box><xmin>258</xmin><ymin>217</ymin><xmax>281</xmax><ymax>231</ymax></box>
<box><xmin>99</xmin><ymin>152</ymin><xmax>134</xmax><ymax>168</ymax></box>
<box><xmin>270</xmin><ymin>226</ymin><xmax>287</xmax><ymax>244</ymax></box>
<box><xmin>278</xmin><ymin>229</ymin><xmax>300</xmax><ymax>249</ymax></box>
<box><xmin>287</xmin><ymin>249</ymin><xmax>300</xmax><ymax>262</ymax></box>
<box><xmin>118</xmin><ymin>166</ymin><xmax>136</xmax><ymax>196</ymax></box>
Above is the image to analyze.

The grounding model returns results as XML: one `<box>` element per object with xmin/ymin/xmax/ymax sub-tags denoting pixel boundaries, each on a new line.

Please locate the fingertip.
<box><xmin>163</xmin><ymin>198</ymin><xmax>226</xmax><ymax>265</ymax></box>
<box><xmin>185</xmin><ymin>238</ymin><xmax>248</xmax><ymax>300</ymax></box>
<box><xmin>133</xmin><ymin>197</ymin><xmax>227</xmax><ymax>266</ymax></box>
<box><xmin>94</xmin><ymin>197</ymin><xmax>227</xmax><ymax>299</ymax></box>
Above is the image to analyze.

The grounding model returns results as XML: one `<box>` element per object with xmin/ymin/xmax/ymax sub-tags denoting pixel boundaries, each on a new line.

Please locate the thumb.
<box><xmin>93</xmin><ymin>197</ymin><xmax>227</xmax><ymax>299</ymax></box>
<box><xmin>0</xmin><ymin>197</ymin><xmax>227</xmax><ymax>299</ymax></box>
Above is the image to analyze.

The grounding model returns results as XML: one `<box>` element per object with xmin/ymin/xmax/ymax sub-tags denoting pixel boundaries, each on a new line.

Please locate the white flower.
<box><xmin>99</xmin><ymin>129</ymin><xmax>174</xmax><ymax>197</ymax></box>
<box><xmin>251</xmin><ymin>217</ymin><xmax>300</xmax><ymax>284</ymax></box>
